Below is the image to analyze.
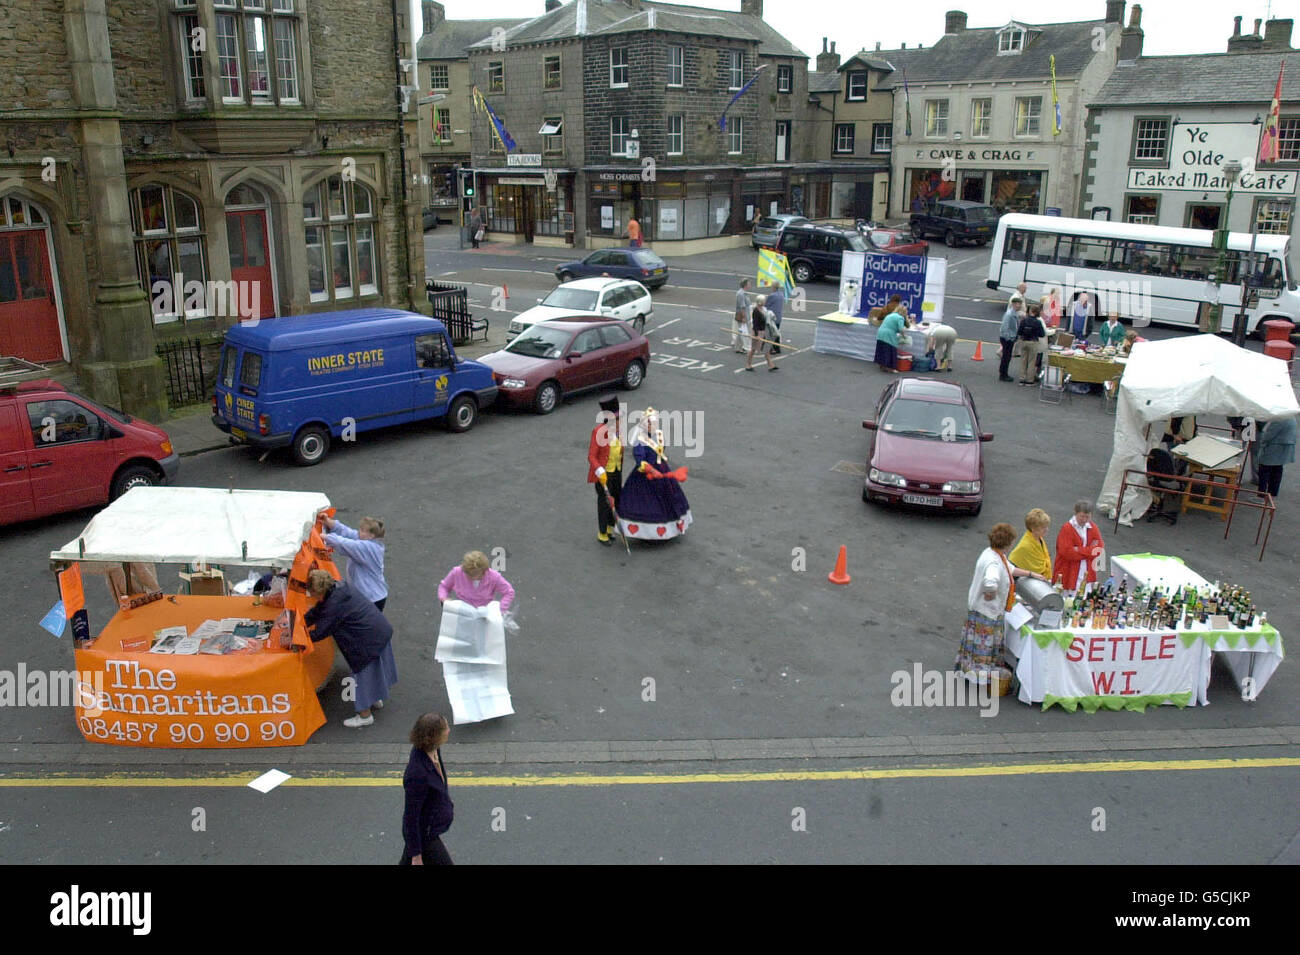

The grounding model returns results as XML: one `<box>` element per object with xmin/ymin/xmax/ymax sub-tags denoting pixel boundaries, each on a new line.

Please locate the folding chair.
<box><xmin>1144</xmin><ymin>447</ymin><xmax>1185</xmax><ymax>526</ymax></box>
<box><xmin>1039</xmin><ymin>365</ymin><xmax>1071</xmax><ymax>404</ymax></box>
<box><xmin>1103</xmin><ymin>377</ymin><xmax>1120</xmax><ymax>415</ymax></box>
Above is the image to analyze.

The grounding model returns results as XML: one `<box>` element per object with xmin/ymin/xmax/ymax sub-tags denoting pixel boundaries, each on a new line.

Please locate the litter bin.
<box><xmin>1262</xmin><ymin>319</ymin><xmax>1295</xmax><ymax>343</ymax></box>
<box><xmin>1263</xmin><ymin>339</ymin><xmax>1295</xmax><ymax>372</ymax></box>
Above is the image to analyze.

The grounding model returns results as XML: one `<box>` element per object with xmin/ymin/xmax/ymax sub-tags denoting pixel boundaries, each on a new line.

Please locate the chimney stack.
<box><xmin>816</xmin><ymin>38</ymin><xmax>840</xmax><ymax>72</ymax></box>
<box><xmin>875</xmin><ymin>41</ymin><xmax>881</xmax><ymax>51</ymax></box>
<box><xmin>741</xmin><ymin>0</ymin><xmax>763</xmax><ymax>18</ymax></box>
<box><xmin>1233</xmin><ymin>15</ymin><xmax>1241</xmax><ymax>36</ymax></box>
<box><xmin>1261</xmin><ymin>19</ymin><xmax>1295</xmax><ymax>51</ymax></box>
<box><xmin>421</xmin><ymin>0</ymin><xmax>445</xmax><ymax>35</ymax></box>
<box><xmin>1105</xmin><ymin>0</ymin><xmax>1125</xmax><ymax>25</ymax></box>
<box><xmin>1118</xmin><ymin>4</ymin><xmax>1144</xmax><ymax>59</ymax></box>
<box><xmin>944</xmin><ymin>11</ymin><xmax>967</xmax><ymax>34</ymax></box>
<box><xmin>545</xmin><ymin>0</ymin><xmax>561</xmax><ymax>11</ymax></box>
<box><xmin>1227</xmin><ymin>13</ymin><xmax>1264</xmax><ymax>51</ymax></box>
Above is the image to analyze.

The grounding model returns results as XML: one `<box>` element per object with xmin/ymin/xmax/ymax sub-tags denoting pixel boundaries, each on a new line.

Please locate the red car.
<box><xmin>0</xmin><ymin>379</ymin><xmax>178</xmax><ymax>526</ymax></box>
<box><xmin>479</xmin><ymin>317</ymin><xmax>649</xmax><ymax>414</ymax></box>
<box><xmin>861</xmin><ymin>378</ymin><xmax>992</xmax><ymax>514</ymax></box>
<box><xmin>865</xmin><ymin>227</ymin><xmax>929</xmax><ymax>257</ymax></box>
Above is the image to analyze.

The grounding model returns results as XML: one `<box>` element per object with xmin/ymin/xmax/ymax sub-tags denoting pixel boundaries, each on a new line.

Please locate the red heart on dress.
<box><xmin>676</xmin><ymin>521</ymin><xmax>685</xmax><ymax>532</ymax></box>
<box><xmin>656</xmin><ymin>526</ymin><xmax>667</xmax><ymax>537</ymax></box>
<box><xmin>627</xmin><ymin>524</ymin><xmax>639</xmax><ymax>534</ymax></box>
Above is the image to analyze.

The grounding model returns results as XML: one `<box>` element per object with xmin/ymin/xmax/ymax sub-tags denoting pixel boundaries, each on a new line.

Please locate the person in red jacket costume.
<box><xmin>587</xmin><ymin>395</ymin><xmax>624</xmax><ymax>545</ymax></box>
<box><xmin>1053</xmin><ymin>500</ymin><xmax>1105</xmax><ymax>593</ymax></box>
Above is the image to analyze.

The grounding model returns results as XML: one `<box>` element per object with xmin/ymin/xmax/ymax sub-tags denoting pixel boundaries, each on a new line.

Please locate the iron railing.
<box><xmin>156</xmin><ymin>336</ymin><xmax>221</xmax><ymax>407</ymax></box>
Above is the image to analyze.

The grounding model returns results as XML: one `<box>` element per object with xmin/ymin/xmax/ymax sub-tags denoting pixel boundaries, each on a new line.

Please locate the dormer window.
<box><xmin>997</xmin><ymin>26</ymin><xmax>1025</xmax><ymax>55</ymax></box>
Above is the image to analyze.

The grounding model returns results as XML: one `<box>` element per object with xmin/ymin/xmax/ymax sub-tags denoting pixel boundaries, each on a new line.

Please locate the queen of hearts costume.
<box><xmin>616</xmin><ymin>408</ymin><xmax>693</xmax><ymax>541</ymax></box>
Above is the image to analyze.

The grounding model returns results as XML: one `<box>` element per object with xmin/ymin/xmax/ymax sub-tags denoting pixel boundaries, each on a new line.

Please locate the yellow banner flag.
<box><xmin>757</xmin><ymin>248</ymin><xmax>795</xmax><ymax>295</ymax></box>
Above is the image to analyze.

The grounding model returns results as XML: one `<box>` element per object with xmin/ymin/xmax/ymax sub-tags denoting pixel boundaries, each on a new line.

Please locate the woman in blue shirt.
<box><xmin>322</xmin><ymin>514</ymin><xmax>388</xmax><ymax>611</ymax></box>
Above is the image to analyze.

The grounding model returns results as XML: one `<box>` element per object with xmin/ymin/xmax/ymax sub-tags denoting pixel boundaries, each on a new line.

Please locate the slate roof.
<box><xmin>808</xmin><ymin>71</ymin><xmax>840</xmax><ymax>93</ymax></box>
<box><xmin>873</xmin><ymin>19</ymin><xmax>1114</xmax><ymax>89</ymax></box>
<box><xmin>1088</xmin><ymin>52</ymin><xmax>1299</xmax><ymax>107</ymax></box>
<box><xmin>417</xmin><ymin>19</ymin><xmax>529</xmax><ymax>59</ymax></box>
<box><xmin>469</xmin><ymin>0</ymin><xmax>805</xmax><ymax>58</ymax></box>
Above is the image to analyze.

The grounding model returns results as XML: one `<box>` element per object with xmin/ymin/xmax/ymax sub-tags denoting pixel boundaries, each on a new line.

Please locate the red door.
<box><xmin>0</xmin><ymin>230</ymin><xmax>63</xmax><ymax>361</ymax></box>
<box><xmin>225</xmin><ymin>210</ymin><xmax>276</xmax><ymax>321</ymax></box>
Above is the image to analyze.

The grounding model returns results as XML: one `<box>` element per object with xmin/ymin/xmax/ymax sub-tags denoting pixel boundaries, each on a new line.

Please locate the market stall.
<box><xmin>813</xmin><ymin>312</ymin><xmax>928</xmax><ymax>362</ymax></box>
<box><xmin>50</xmin><ymin>487</ymin><xmax>340</xmax><ymax>748</ymax></box>
<box><xmin>1096</xmin><ymin>335</ymin><xmax>1299</xmax><ymax>525</ymax></box>
<box><xmin>1004</xmin><ymin>553</ymin><xmax>1284</xmax><ymax>711</ymax></box>
<box><xmin>1046</xmin><ymin>348</ymin><xmax>1126</xmax><ymax>385</ymax></box>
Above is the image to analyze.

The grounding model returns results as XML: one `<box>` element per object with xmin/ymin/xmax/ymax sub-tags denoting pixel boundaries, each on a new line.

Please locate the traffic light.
<box><xmin>461</xmin><ymin>169</ymin><xmax>475</xmax><ymax>198</ymax></box>
<box><xmin>443</xmin><ymin>168</ymin><xmax>455</xmax><ymax>196</ymax></box>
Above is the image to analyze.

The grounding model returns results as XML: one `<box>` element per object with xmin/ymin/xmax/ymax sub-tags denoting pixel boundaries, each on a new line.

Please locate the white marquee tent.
<box><xmin>1097</xmin><ymin>335</ymin><xmax>1299</xmax><ymax>524</ymax></box>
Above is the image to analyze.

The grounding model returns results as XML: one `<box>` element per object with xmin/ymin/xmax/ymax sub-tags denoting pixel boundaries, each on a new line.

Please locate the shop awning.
<box><xmin>51</xmin><ymin>487</ymin><xmax>332</xmax><ymax>569</ymax></box>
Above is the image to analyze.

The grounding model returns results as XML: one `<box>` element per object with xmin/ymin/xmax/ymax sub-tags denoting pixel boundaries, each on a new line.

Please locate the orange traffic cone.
<box><xmin>503</xmin><ymin>284</ymin><xmax>509</xmax><ymax>301</ymax></box>
<box><xmin>971</xmin><ymin>340</ymin><xmax>985</xmax><ymax>361</ymax></box>
<box><xmin>828</xmin><ymin>545</ymin><xmax>851</xmax><ymax>585</ymax></box>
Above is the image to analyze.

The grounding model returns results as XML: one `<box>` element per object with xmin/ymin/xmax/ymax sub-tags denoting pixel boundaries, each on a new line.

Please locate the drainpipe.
<box><xmin>391</xmin><ymin>0</ymin><xmax>416</xmax><ymax>310</ymax></box>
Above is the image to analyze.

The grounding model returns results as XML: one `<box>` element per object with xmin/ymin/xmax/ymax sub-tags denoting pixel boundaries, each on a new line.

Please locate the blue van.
<box><xmin>211</xmin><ymin>308</ymin><xmax>498</xmax><ymax>465</ymax></box>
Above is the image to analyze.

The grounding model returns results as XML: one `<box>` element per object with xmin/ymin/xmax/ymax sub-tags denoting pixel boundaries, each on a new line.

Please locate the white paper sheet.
<box><xmin>248</xmin><ymin>769</ymin><xmax>291</xmax><ymax>793</ymax></box>
<box><xmin>436</xmin><ymin>600</ymin><xmax>512</xmax><ymax>723</ymax></box>
<box><xmin>1005</xmin><ymin>602</ymin><xmax>1034</xmax><ymax>630</ymax></box>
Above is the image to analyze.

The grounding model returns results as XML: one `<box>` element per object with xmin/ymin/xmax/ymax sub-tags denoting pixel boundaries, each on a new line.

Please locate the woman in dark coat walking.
<box><xmin>401</xmin><ymin>713</ymin><xmax>454</xmax><ymax>865</ymax></box>
<box><xmin>304</xmin><ymin>570</ymin><xmax>398</xmax><ymax>728</ymax></box>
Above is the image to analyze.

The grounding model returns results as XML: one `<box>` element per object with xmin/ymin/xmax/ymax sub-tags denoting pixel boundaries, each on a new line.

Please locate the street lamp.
<box><xmin>1205</xmin><ymin>158</ymin><xmax>1242</xmax><ymax>336</ymax></box>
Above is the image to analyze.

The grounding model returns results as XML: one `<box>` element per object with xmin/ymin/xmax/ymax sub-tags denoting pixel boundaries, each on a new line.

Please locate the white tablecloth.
<box><xmin>813</xmin><ymin>312</ymin><xmax>927</xmax><ymax>361</ymax></box>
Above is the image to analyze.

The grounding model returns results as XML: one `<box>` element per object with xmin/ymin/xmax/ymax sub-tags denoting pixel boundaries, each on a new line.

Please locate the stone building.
<box><xmin>874</xmin><ymin>4</ymin><xmax>1132</xmax><ymax>221</ymax></box>
<box><xmin>1079</xmin><ymin>15</ymin><xmax>1298</xmax><ymax>244</ymax></box>
<box><xmin>465</xmin><ymin>0</ymin><xmax>807</xmax><ymax>251</ymax></box>
<box><xmin>414</xmin><ymin>1</ymin><xmax>527</xmax><ymax>222</ymax></box>
<box><xmin>0</xmin><ymin>0</ymin><xmax>422</xmax><ymax>418</ymax></box>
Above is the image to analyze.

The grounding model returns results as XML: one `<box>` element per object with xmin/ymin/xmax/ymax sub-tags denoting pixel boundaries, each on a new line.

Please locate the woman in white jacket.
<box><xmin>955</xmin><ymin>523</ymin><xmax>1018</xmax><ymax>685</ymax></box>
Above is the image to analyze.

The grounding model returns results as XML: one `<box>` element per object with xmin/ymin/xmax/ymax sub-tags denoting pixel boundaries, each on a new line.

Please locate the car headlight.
<box><xmin>942</xmin><ymin>480</ymin><xmax>981</xmax><ymax>494</ymax></box>
<box><xmin>499</xmin><ymin>378</ymin><xmax>527</xmax><ymax>389</ymax></box>
<box><xmin>868</xmin><ymin>468</ymin><xmax>907</xmax><ymax>488</ymax></box>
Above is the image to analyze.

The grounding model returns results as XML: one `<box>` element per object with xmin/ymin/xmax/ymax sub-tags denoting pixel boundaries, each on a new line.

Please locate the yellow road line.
<box><xmin>1</xmin><ymin>756</ymin><xmax>1295</xmax><ymax>788</ymax></box>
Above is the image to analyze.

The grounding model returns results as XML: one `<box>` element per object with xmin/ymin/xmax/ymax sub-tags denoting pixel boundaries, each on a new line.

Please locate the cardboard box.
<box><xmin>181</xmin><ymin>569</ymin><xmax>226</xmax><ymax>596</ymax></box>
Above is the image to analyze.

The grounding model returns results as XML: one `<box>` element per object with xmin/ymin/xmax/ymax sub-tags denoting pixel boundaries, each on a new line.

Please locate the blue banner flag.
<box><xmin>859</xmin><ymin>253</ymin><xmax>928</xmax><ymax>320</ymax></box>
<box><xmin>719</xmin><ymin>65</ymin><xmax>769</xmax><ymax>131</ymax></box>
<box><xmin>473</xmin><ymin>86</ymin><xmax>516</xmax><ymax>152</ymax></box>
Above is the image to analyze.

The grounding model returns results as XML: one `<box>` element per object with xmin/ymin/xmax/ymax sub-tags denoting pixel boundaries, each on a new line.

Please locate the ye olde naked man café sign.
<box><xmin>1127</xmin><ymin>122</ymin><xmax>1297</xmax><ymax>194</ymax></box>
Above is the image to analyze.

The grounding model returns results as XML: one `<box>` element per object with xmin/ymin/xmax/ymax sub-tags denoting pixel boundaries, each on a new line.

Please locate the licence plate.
<box><xmin>230</xmin><ymin>427</ymin><xmax>246</xmax><ymax>440</ymax></box>
<box><xmin>653</xmin><ymin>268</ymin><xmax>664</xmax><ymax>274</ymax></box>
<box><xmin>902</xmin><ymin>493</ymin><xmax>943</xmax><ymax>506</ymax></box>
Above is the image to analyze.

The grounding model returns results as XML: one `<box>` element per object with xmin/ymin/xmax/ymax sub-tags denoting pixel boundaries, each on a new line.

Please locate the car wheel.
<box><xmin>111</xmin><ymin>464</ymin><xmax>160</xmax><ymax>500</ymax></box>
<box><xmin>632</xmin><ymin>314</ymin><xmax>646</xmax><ymax>333</ymax></box>
<box><xmin>792</xmin><ymin>261</ymin><xmax>814</xmax><ymax>284</ymax></box>
<box><xmin>971</xmin><ymin>503</ymin><xmax>983</xmax><ymax>517</ymax></box>
<box><xmin>535</xmin><ymin>380</ymin><xmax>561</xmax><ymax>415</ymax></box>
<box><xmin>558</xmin><ymin>271</ymin><xmax>573</xmax><ymax>283</ymax></box>
<box><xmin>945</xmin><ymin>230</ymin><xmax>959</xmax><ymax>247</ymax></box>
<box><xmin>622</xmin><ymin>359</ymin><xmax>645</xmax><ymax>390</ymax></box>
<box><xmin>291</xmin><ymin>425</ymin><xmax>330</xmax><ymax>466</ymax></box>
<box><xmin>862</xmin><ymin>486</ymin><xmax>871</xmax><ymax>503</ymax></box>
<box><xmin>911</xmin><ymin>222</ymin><xmax>925</xmax><ymax>239</ymax></box>
<box><xmin>445</xmin><ymin>394</ymin><xmax>477</xmax><ymax>432</ymax></box>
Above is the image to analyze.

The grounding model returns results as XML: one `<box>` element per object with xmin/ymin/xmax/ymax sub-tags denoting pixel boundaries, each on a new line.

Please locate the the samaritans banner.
<box><xmin>859</xmin><ymin>252</ymin><xmax>927</xmax><ymax>319</ymax></box>
<box><xmin>1029</xmin><ymin>627</ymin><xmax>1202</xmax><ymax>712</ymax></box>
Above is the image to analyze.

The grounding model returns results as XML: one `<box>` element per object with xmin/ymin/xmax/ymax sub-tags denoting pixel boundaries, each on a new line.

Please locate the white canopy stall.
<box><xmin>1097</xmin><ymin>335</ymin><xmax>1298</xmax><ymax>524</ymax></box>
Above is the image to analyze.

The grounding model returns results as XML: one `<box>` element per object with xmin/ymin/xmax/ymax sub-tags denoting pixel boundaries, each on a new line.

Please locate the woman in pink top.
<box><xmin>437</xmin><ymin>550</ymin><xmax>515</xmax><ymax>611</ymax></box>
<box><xmin>1040</xmin><ymin>287</ymin><xmax>1062</xmax><ymax>329</ymax></box>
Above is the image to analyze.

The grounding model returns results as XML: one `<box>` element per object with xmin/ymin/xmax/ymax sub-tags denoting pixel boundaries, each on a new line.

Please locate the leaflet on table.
<box><xmin>150</xmin><ymin>626</ymin><xmax>188</xmax><ymax>654</ymax></box>
<box><xmin>1006</xmin><ymin>603</ymin><xmax>1034</xmax><ymax>630</ymax></box>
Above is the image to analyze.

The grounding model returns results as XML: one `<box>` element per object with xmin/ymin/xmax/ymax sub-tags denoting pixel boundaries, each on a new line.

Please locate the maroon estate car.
<box><xmin>865</xmin><ymin>228</ymin><xmax>929</xmax><ymax>257</ymax></box>
<box><xmin>480</xmin><ymin>317</ymin><xmax>649</xmax><ymax>414</ymax></box>
<box><xmin>862</xmin><ymin>378</ymin><xmax>992</xmax><ymax>514</ymax></box>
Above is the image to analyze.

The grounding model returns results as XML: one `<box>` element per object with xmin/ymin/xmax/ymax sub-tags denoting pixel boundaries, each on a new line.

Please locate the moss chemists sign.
<box><xmin>1127</xmin><ymin>122</ymin><xmax>1297</xmax><ymax>194</ymax></box>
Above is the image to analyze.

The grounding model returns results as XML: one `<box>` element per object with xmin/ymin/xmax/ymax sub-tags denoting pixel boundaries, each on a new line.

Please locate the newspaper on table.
<box><xmin>435</xmin><ymin>599</ymin><xmax>513</xmax><ymax>724</ymax></box>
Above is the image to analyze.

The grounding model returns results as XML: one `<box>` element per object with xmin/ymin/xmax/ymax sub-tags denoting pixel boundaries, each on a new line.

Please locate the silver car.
<box><xmin>752</xmin><ymin>214</ymin><xmax>809</xmax><ymax>249</ymax></box>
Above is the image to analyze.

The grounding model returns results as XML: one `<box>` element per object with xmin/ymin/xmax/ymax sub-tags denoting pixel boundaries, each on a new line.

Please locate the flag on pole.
<box><xmin>1258</xmin><ymin>61</ymin><xmax>1285</xmax><ymax>164</ymax></box>
<box><xmin>1050</xmin><ymin>55</ymin><xmax>1062</xmax><ymax>136</ymax></box>
<box><xmin>473</xmin><ymin>85</ymin><xmax>516</xmax><ymax>152</ymax></box>
<box><xmin>902</xmin><ymin>68</ymin><xmax>913</xmax><ymax>137</ymax></box>
<box><xmin>719</xmin><ymin>65</ymin><xmax>769</xmax><ymax>131</ymax></box>
<box><xmin>757</xmin><ymin>248</ymin><xmax>796</xmax><ymax>296</ymax></box>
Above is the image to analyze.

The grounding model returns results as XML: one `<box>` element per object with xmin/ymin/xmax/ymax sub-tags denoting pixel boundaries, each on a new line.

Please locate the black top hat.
<box><xmin>598</xmin><ymin>395</ymin><xmax>620</xmax><ymax>414</ymax></box>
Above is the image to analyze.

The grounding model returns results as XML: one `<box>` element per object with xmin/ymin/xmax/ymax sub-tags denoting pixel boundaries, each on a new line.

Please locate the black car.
<box><xmin>910</xmin><ymin>199</ymin><xmax>999</xmax><ymax>247</ymax></box>
<box><xmin>776</xmin><ymin>224</ymin><xmax>870</xmax><ymax>283</ymax></box>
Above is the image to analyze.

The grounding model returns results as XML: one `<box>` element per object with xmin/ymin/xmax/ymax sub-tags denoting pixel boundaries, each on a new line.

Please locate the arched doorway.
<box><xmin>0</xmin><ymin>196</ymin><xmax>66</xmax><ymax>361</ymax></box>
<box><xmin>224</xmin><ymin>183</ymin><xmax>278</xmax><ymax>321</ymax></box>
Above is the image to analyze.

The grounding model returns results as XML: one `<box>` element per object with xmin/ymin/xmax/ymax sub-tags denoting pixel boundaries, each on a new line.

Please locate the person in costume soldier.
<box><xmin>586</xmin><ymin>395</ymin><xmax>624</xmax><ymax>546</ymax></box>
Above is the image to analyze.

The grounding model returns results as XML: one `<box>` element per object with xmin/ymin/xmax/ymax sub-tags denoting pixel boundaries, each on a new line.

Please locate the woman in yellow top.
<box><xmin>1008</xmin><ymin>508</ymin><xmax>1053</xmax><ymax>582</ymax></box>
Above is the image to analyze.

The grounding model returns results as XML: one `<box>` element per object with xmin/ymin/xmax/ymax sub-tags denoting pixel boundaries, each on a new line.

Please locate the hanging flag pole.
<box><xmin>473</xmin><ymin>85</ymin><xmax>517</xmax><ymax>152</ymax></box>
<box><xmin>1050</xmin><ymin>54</ymin><xmax>1062</xmax><ymax>136</ymax></box>
<box><xmin>902</xmin><ymin>68</ymin><xmax>913</xmax><ymax>137</ymax></box>
<box><xmin>719</xmin><ymin>64</ymin><xmax>769</xmax><ymax>131</ymax></box>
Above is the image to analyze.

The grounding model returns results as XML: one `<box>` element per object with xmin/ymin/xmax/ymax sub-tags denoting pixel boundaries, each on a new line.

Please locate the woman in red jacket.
<box><xmin>1053</xmin><ymin>500</ymin><xmax>1105</xmax><ymax>594</ymax></box>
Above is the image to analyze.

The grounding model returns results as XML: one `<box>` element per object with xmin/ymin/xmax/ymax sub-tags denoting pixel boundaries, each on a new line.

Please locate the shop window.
<box><xmin>1254</xmin><ymin>198</ymin><xmax>1293</xmax><ymax>235</ymax></box>
<box><xmin>970</xmin><ymin>99</ymin><xmax>991</xmax><ymax>138</ymax></box>
<box><xmin>846</xmin><ymin>71</ymin><xmax>867</xmax><ymax>101</ymax></box>
<box><xmin>610</xmin><ymin>116</ymin><xmax>630</xmax><ymax>156</ymax></box>
<box><xmin>834</xmin><ymin>124</ymin><xmax>855</xmax><ymax>154</ymax></box>
<box><xmin>131</xmin><ymin>184</ymin><xmax>208</xmax><ymax>323</ymax></box>
<box><xmin>872</xmin><ymin>123</ymin><xmax>892</xmax><ymax>153</ymax></box>
<box><xmin>777</xmin><ymin>64</ymin><xmax>793</xmax><ymax>94</ymax></box>
<box><xmin>727</xmin><ymin>50</ymin><xmax>743</xmax><ymax>90</ymax></box>
<box><xmin>610</xmin><ymin>47</ymin><xmax>628</xmax><ymax>88</ymax></box>
<box><xmin>540</xmin><ymin>117</ymin><xmax>563</xmax><ymax>155</ymax></box>
<box><xmin>544</xmin><ymin>56</ymin><xmax>561</xmax><ymax>90</ymax></box>
<box><xmin>488</xmin><ymin>61</ymin><xmax>504</xmax><ymax>93</ymax></box>
<box><xmin>667</xmin><ymin>116</ymin><xmax>684</xmax><ymax>156</ymax></box>
<box><xmin>667</xmin><ymin>45</ymin><xmax>683</xmax><ymax>87</ymax></box>
<box><xmin>303</xmin><ymin>175</ymin><xmax>378</xmax><ymax>303</ymax></box>
<box><xmin>1124</xmin><ymin>194</ymin><xmax>1159</xmax><ymax>224</ymax></box>
<box><xmin>430</xmin><ymin>64</ymin><xmax>449</xmax><ymax>91</ymax></box>
<box><xmin>1131</xmin><ymin>118</ymin><xmax>1169</xmax><ymax>163</ymax></box>
<box><xmin>925</xmin><ymin>100</ymin><xmax>948</xmax><ymax>137</ymax></box>
<box><xmin>1014</xmin><ymin>97</ymin><xmax>1041</xmax><ymax>137</ymax></box>
<box><xmin>728</xmin><ymin>118</ymin><xmax>743</xmax><ymax>155</ymax></box>
<box><xmin>534</xmin><ymin>185</ymin><xmax>569</xmax><ymax>237</ymax></box>
<box><xmin>990</xmin><ymin>169</ymin><xmax>1042</xmax><ymax>213</ymax></box>
<box><xmin>202</xmin><ymin>0</ymin><xmax>301</xmax><ymax>105</ymax></box>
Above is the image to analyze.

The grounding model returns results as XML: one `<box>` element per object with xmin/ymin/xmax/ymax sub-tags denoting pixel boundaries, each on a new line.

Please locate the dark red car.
<box><xmin>479</xmin><ymin>317</ymin><xmax>649</xmax><ymax>414</ymax></box>
<box><xmin>861</xmin><ymin>378</ymin><xmax>992</xmax><ymax>514</ymax></box>
<box><xmin>865</xmin><ymin>227</ymin><xmax>929</xmax><ymax>257</ymax></box>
